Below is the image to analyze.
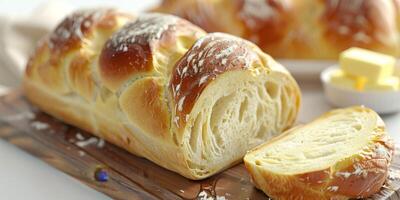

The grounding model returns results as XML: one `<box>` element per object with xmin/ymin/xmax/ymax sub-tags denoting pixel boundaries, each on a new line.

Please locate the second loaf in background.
<box><xmin>23</xmin><ymin>9</ymin><xmax>301</xmax><ymax>179</ymax></box>
<box><xmin>154</xmin><ymin>0</ymin><xmax>400</xmax><ymax>59</ymax></box>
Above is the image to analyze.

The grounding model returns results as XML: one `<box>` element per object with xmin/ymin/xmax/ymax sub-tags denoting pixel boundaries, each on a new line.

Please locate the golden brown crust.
<box><xmin>68</xmin><ymin>54</ymin><xmax>94</xmax><ymax>101</ymax></box>
<box><xmin>99</xmin><ymin>13</ymin><xmax>205</xmax><ymax>92</ymax></box>
<box><xmin>48</xmin><ymin>9</ymin><xmax>128</xmax><ymax>57</ymax></box>
<box><xmin>157</xmin><ymin>0</ymin><xmax>210</xmax><ymax>31</ymax></box>
<box><xmin>119</xmin><ymin>77</ymin><xmax>171</xmax><ymax>139</ymax></box>
<box><xmin>235</xmin><ymin>0</ymin><xmax>294</xmax><ymax>49</ymax></box>
<box><xmin>33</xmin><ymin>9</ymin><xmax>132</xmax><ymax>69</ymax></box>
<box><xmin>320</xmin><ymin>0</ymin><xmax>399</xmax><ymax>56</ymax></box>
<box><xmin>328</xmin><ymin>133</ymin><xmax>394</xmax><ymax>198</ymax></box>
<box><xmin>26</xmin><ymin>8</ymin><xmax>134</xmax><ymax>96</ymax></box>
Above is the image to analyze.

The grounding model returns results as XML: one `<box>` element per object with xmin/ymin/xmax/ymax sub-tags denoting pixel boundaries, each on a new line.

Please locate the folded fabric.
<box><xmin>0</xmin><ymin>1</ymin><xmax>74</xmax><ymax>94</ymax></box>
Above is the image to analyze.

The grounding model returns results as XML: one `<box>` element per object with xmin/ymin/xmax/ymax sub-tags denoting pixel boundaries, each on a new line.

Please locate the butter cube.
<box><xmin>364</xmin><ymin>76</ymin><xmax>400</xmax><ymax>91</ymax></box>
<box><xmin>340</xmin><ymin>47</ymin><xmax>395</xmax><ymax>81</ymax></box>
<box><xmin>330</xmin><ymin>69</ymin><xmax>366</xmax><ymax>90</ymax></box>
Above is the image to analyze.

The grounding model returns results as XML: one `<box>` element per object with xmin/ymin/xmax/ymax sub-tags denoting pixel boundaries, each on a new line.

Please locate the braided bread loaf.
<box><xmin>154</xmin><ymin>0</ymin><xmax>400</xmax><ymax>59</ymax></box>
<box><xmin>23</xmin><ymin>9</ymin><xmax>301</xmax><ymax>179</ymax></box>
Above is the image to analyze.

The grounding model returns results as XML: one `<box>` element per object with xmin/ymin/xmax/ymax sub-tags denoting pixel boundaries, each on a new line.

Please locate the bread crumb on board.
<box><xmin>30</xmin><ymin>121</ymin><xmax>49</xmax><ymax>130</ymax></box>
<box><xmin>78</xmin><ymin>150</ymin><xmax>86</xmax><ymax>157</ymax></box>
<box><xmin>198</xmin><ymin>190</ymin><xmax>226</xmax><ymax>200</ymax></box>
<box><xmin>72</xmin><ymin>132</ymin><xmax>106</xmax><ymax>148</ymax></box>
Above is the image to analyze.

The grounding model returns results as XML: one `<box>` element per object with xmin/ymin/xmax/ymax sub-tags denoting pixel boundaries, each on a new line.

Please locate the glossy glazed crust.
<box><xmin>26</xmin><ymin>8</ymin><xmax>134</xmax><ymax>99</ymax></box>
<box><xmin>154</xmin><ymin>0</ymin><xmax>400</xmax><ymax>59</ymax></box>
<box><xmin>244</xmin><ymin>107</ymin><xmax>394</xmax><ymax>199</ymax></box>
<box><xmin>24</xmin><ymin>10</ymin><xmax>300</xmax><ymax>179</ymax></box>
<box><xmin>99</xmin><ymin>13</ymin><xmax>206</xmax><ymax>92</ymax></box>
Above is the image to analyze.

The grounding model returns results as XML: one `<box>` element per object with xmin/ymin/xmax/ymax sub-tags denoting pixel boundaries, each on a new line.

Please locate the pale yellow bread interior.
<box><xmin>248</xmin><ymin>107</ymin><xmax>379</xmax><ymax>174</ymax></box>
<box><xmin>180</xmin><ymin>62</ymin><xmax>299</xmax><ymax>177</ymax></box>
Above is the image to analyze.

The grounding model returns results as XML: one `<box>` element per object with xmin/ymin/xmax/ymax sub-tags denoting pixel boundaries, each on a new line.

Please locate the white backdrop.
<box><xmin>0</xmin><ymin>1</ymin><xmax>399</xmax><ymax>200</ymax></box>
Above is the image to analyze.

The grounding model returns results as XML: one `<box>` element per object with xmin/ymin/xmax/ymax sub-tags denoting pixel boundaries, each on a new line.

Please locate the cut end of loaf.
<box><xmin>244</xmin><ymin>106</ymin><xmax>394</xmax><ymax>199</ymax></box>
<box><xmin>162</xmin><ymin>32</ymin><xmax>301</xmax><ymax>179</ymax></box>
<box><xmin>173</xmin><ymin>41</ymin><xmax>300</xmax><ymax>178</ymax></box>
<box><xmin>182</xmin><ymin>70</ymin><xmax>299</xmax><ymax>179</ymax></box>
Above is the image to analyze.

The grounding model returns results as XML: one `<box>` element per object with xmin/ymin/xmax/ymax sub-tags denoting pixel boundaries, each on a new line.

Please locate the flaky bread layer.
<box><xmin>244</xmin><ymin>107</ymin><xmax>394</xmax><ymax>199</ymax></box>
<box><xmin>180</xmin><ymin>69</ymin><xmax>299</xmax><ymax>178</ymax></box>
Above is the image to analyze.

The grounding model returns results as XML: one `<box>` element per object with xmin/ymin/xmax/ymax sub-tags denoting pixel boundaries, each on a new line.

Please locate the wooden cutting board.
<box><xmin>1</xmin><ymin>89</ymin><xmax>400</xmax><ymax>200</ymax></box>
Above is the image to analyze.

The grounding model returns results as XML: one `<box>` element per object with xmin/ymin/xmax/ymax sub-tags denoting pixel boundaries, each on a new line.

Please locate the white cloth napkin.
<box><xmin>0</xmin><ymin>1</ymin><xmax>75</xmax><ymax>94</ymax></box>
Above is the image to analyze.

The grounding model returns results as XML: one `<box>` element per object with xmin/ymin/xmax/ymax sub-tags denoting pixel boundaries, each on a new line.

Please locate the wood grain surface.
<box><xmin>0</xmin><ymin>89</ymin><xmax>400</xmax><ymax>200</ymax></box>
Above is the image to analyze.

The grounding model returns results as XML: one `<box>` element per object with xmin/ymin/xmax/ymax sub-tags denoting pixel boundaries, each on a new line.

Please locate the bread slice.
<box><xmin>244</xmin><ymin>106</ymin><xmax>394</xmax><ymax>200</ymax></box>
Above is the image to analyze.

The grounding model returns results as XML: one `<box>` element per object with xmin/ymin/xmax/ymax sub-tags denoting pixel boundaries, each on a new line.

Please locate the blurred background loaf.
<box><xmin>154</xmin><ymin>0</ymin><xmax>400</xmax><ymax>59</ymax></box>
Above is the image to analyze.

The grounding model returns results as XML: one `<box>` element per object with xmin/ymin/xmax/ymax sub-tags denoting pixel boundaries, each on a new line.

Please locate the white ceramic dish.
<box><xmin>321</xmin><ymin>66</ymin><xmax>400</xmax><ymax>114</ymax></box>
<box><xmin>278</xmin><ymin>59</ymin><xmax>336</xmax><ymax>80</ymax></box>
